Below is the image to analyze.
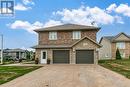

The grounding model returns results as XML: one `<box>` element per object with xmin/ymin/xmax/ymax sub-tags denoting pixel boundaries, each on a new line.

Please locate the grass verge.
<box><xmin>0</xmin><ymin>66</ymin><xmax>42</xmax><ymax>85</ymax></box>
<box><xmin>99</xmin><ymin>59</ymin><xmax>130</xmax><ymax>79</ymax></box>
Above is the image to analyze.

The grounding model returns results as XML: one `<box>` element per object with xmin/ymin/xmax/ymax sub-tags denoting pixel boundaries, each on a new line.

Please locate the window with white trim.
<box><xmin>72</xmin><ymin>31</ymin><xmax>81</xmax><ymax>39</ymax></box>
<box><xmin>116</xmin><ymin>42</ymin><xmax>125</xmax><ymax>49</ymax></box>
<box><xmin>49</xmin><ymin>32</ymin><xmax>57</xmax><ymax>40</ymax></box>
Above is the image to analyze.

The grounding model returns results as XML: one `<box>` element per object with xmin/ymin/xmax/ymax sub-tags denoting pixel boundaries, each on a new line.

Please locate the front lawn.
<box><xmin>0</xmin><ymin>66</ymin><xmax>42</xmax><ymax>85</ymax></box>
<box><xmin>99</xmin><ymin>59</ymin><xmax>130</xmax><ymax>79</ymax></box>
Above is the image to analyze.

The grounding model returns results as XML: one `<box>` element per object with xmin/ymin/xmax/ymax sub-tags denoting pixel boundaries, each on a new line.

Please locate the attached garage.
<box><xmin>76</xmin><ymin>50</ymin><xmax>94</xmax><ymax>64</ymax></box>
<box><xmin>53</xmin><ymin>50</ymin><xmax>70</xmax><ymax>64</ymax></box>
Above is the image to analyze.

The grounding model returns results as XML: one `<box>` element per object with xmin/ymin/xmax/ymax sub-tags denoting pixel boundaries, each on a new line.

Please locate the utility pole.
<box><xmin>1</xmin><ymin>35</ymin><xmax>3</xmax><ymax>64</ymax></box>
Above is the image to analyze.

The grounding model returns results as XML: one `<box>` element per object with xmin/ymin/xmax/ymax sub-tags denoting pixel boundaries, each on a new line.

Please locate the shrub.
<box><xmin>116</xmin><ymin>48</ymin><xmax>122</xmax><ymax>60</ymax></box>
<box><xmin>35</xmin><ymin>58</ymin><xmax>39</xmax><ymax>64</ymax></box>
<box><xmin>47</xmin><ymin>58</ymin><xmax>51</xmax><ymax>64</ymax></box>
<box><xmin>18</xmin><ymin>59</ymin><xmax>23</xmax><ymax>63</ymax></box>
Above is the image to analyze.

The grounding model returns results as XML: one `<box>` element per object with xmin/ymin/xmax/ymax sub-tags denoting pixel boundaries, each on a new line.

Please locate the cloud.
<box><xmin>115</xmin><ymin>4</ymin><xmax>130</xmax><ymax>17</ymax></box>
<box><xmin>107</xmin><ymin>3</ymin><xmax>130</xmax><ymax>17</ymax></box>
<box><xmin>14</xmin><ymin>3</ymin><xmax>31</xmax><ymax>11</ymax></box>
<box><xmin>14</xmin><ymin>0</ymin><xmax>35</xmax><ymax>11</ymax></box>
<box><xmin>54</xmin><ymin>5</ymin><xmax>119</xmax><ymax>25</ymax></box>
<box><xmin>106</xmin><ymin>3</ymin><xmax>117</xmax><ymax>13</ymax></box>
<box><xmin>88</xmin><ymin>7</ymin><xmax>114</xmax><ymax>25</ymax></box>
<box><xmin>9</xmin><ymin>4</ymin><xmax>128</xmax><ymax>34</ymax></box>
<box><xmin>21</xmin><ymin>46</ymin><xmax>35</xmax><ymax>52</ymax></box>
<box><xmin>7</xmin><ymin>20</ymin><xmax>63</xmax><ymax>34</ymax></box>
<box><xmin>44</xmin><ymin>20</ymin><xmax>63</xmax><ymax>28</ymax></box>
<box><xmin>22</xmin><ymin>0</ymin><xmax>35</xmax><ymax>5</ymax></box>
<box><xmin>7</xmin><ymin>20</ymin><xmax>44</xmax><ymax>34</ymax></box>
<box><xmin>114</xmin><ymin>15</ymin><xmax>124</xmax><ymax>24</ymax></box>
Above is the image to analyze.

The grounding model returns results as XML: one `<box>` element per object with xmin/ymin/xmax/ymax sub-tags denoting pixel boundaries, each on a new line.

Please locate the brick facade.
<box><xmin>112</xmin><ymin>42</ymin><xmax>130</xmax><ymax>59</ymax></box>
<box><xmin>38</xmin><ymin>30</ymin><xmax>97</xmax><ymax>45</ymax></box>
<box><xmin>34</xmin><ymin>24</ymin><xmax>100</xmax><ymax>64</ymax></box>
<box><xmin>99</xmin><ymin>33</ymin><xmax>130</xmax><ymax>60</ymax></box>
<box><xmin>36</xmin><ymin>38</ymin><xmax>99</xmax><ymax>64</ymax></box>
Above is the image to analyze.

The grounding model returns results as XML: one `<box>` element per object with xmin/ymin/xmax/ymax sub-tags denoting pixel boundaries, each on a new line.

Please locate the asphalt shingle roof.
<box><xmin>103</xmin><ymin>36</ymin><xmax>115</xmax><ymax>41</ymax></box>
<box><xmin>34</xmin><ymin>24</ymin><xmax>100</xmax><ymax>32</ymax></box>
<box><xmin>32</xmin><ymin>44</ymin><xmax>71</xmax><ymax>49</ymax></box>
<box><xmin>103</xmin><ymin>32</ymin><xmax>130</xmax><ymax>42</ymax></box>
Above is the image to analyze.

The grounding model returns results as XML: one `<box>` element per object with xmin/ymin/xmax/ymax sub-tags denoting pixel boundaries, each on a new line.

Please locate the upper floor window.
<box><xmin>116</xmin><ymin>42</ymin><xmax>125</xmax><ymax>49</ymax></box>
<box><xmin>72</xmin><ymin>31</ymin><xmax>81</xmax><ymax>39</ymax></box>
<box><xmin>49</xmin><ymin>32</ymin><xmax>57</xmax><ymax>40</ymax></box>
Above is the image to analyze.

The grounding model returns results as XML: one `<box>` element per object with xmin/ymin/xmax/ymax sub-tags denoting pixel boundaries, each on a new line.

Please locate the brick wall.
<box><xmin>81</xmin><ymin>31</ymin><xmax>97</xmax><ymax>41</ymax></box>
<box><xmin>111</xmin><ymin>42</ymin><xmax>130</xmax><ymax>59</ymax></box>
<box><xmin>38</xmin><ymin>30</ymin><xmax>97</xmax><ymax>45</ymax></box>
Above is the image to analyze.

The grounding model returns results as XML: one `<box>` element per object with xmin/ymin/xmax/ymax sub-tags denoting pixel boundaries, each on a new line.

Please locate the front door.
<box><xmin>41</xmin><ymin>51</ymin><xmax>47</xmax><ymax>64</ymax></box>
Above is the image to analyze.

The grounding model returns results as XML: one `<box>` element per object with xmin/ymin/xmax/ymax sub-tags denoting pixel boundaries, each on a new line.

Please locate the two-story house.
<box><xmin>99</xmin><ymin>32</ymin><xmax>130</xmax><ymax>60</ymax></box>
<box><xmin>33</xmin><ymin>24</ymin><xmax>101</xmax><ymax>64</ymax></box>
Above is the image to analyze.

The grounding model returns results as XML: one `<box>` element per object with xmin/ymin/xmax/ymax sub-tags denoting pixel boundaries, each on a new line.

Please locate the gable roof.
<box><xmin>72</xmin><ymin>36</ymin><xmax>102</xmax><ymax>47</ymax></box>
<box><xmin>100</xmin><ymin>32</ymin><xmax>130</xmax><ymax>43</ymax></box>
<box><xmin>112</xmin><ymin>32</ymin><xmax>130</xmax><ymax>41</ymax></box>
<box><xmin>34</xmin><ymin>24</ymin><xmax>100</xmax><ymax>32</ymax></box>
<box><xmin>103</xmin><ymin>36</ymin><xmax>115</xmax><ymax>41</ymax></box>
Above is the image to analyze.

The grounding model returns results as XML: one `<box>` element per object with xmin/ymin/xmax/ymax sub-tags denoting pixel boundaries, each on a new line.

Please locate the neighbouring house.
<box><xmin>33</xmin><ymin>24</ymin><xmax>101</xmax><ymax>64</ymax></box>
<box><xmin>0</xmin><ymin>48</ymin><xmax>27</xmax><ymax>60</ymax></box>
<box><xmin>99</xmin><ymin>32</ymin><xmax>130</xmax><ymax>60</ymax></box>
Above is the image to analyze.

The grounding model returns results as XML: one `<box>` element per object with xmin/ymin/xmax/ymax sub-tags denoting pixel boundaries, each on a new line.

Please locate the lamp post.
<box><xmin>1</xmin><ymin>35</ymin><xmax>3</xmax><ymax>64</ymax></box>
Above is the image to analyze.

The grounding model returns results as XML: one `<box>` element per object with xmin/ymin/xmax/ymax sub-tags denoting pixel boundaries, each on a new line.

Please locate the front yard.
<box><xmin>0</xmin><ymin>66</ymin><xmax>41</xmax><ymax>85</ymax></box>
<box><xmin>99</xmin><ymin>59</ymin><xmax>130</xmax><ymax>79</ymax></box>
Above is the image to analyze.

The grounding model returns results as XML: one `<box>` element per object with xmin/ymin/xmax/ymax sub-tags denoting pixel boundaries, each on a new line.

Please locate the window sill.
<box><xmin>49</xmin><ymin>39</ymin><xmax>57</xmax><ymax>41</ymax></box>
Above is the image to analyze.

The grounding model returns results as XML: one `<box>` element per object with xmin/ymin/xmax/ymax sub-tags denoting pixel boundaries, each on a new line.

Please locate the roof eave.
<box><xmin>34</xmin><ymin>28</ymin><xmax>100</xmax><ymax>32</ymax></box>
<box><xmin>31</xmin><ymin>45</ymin><xmax>72</xmax><ymax>49</ymax></box>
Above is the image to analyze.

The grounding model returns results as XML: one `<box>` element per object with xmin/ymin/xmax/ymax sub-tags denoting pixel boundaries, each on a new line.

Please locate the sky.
<box><xmin>0</xmin><ymin>0</ymin><xmax>130</xmax><ymax>49</ymax></box>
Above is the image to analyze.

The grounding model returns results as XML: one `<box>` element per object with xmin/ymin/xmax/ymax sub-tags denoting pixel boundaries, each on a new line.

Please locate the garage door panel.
<box><xmin>53</xmin><ymin>50</ymin><xmax>69</xmax><ymax>63</ymax></box>
<box><xmin>76</xmin><ymin>50</ymin><xmax>94</xmax><ymax>64</ymax></box>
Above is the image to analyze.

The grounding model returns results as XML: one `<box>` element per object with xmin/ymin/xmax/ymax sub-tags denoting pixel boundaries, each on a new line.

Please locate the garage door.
<box><xmin>53</xmin><ymin>50</ymin><xmax>69</xmax><ymax>64</ymax></box>
<box><xmin>76</xmin><ymin>50</ymin><xmax>94</xmax><ymax>64</ymax></box>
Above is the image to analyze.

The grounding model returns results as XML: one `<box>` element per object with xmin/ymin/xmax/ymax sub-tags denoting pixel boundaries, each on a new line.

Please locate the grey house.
<box><xmin>1</xmin><ymin>49</ymin><xmax>27</xmax><ymax>60</ymax></box>
<box><xmin>33</xmin><ymin>24</ymin><xmax>101</xmax><ymax>64</ymax></box>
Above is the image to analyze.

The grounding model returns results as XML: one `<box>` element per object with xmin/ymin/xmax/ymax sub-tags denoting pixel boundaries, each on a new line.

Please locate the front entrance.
<box><xmin>41</xmin><ymin>50</ymin><xmax>47</xmax><ymax>64</ymax></box>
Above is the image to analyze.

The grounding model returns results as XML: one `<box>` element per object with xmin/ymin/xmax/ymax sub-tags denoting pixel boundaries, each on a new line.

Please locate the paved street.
<box><xmin>0</xmin><ymin>65</ymin><xmax>130</xmax><ymax>87</ymax></box>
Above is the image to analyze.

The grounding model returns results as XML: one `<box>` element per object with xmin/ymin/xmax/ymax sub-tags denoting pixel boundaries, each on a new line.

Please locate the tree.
<box><xmin>116</xmin><ymin>48</ymin><xmax>122</xmax><ymax>60</ymax></box>
<box><xmin>26</xmin><ymin>51</ymin><xmax>35</xmax><ymax>61</ymax></box>
<box><xmin>26</xmin><ymin>51</ymin><xmax>30</xmax><ymax>61</ymax></box>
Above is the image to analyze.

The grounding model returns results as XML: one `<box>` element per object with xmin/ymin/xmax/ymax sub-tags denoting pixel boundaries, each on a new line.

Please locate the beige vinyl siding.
<box><xmin>99</xmin><ymin>38</ymin><xmax>112</xmax><ymax>60</ymax></box>
<box><xmin>114</xmin><ymin>34</ymin><xmax>130</xmax><ymax>41</ymax></box>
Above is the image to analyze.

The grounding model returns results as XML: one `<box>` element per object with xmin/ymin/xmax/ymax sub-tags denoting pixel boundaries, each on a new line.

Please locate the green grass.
<box><xmin>99</xmin><ymin>59</ymin><xmax>130</xmax><ymax>79</ymax></box>
<box><xmin>0</xmin><ymin>66</ymin><xmax>42</xmax><ymax>85</ymax></box>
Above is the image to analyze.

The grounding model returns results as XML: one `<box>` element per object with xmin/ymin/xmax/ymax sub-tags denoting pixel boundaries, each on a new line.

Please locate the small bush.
<box><xmin>35</xmin><ymin>58</ymin><xmax>39</xmax><ymax>64</ymax></box>
<box><xmin>47</xmin><ymin>58</ymin><xmax>51</xmax><ymax>64</ymax></box>
<box><xmin>18</xmin><ymin>59</ymin><xmax>22</xmax><ymax>63</ymax></box>
<box><xmin>98</xmin><ymin>60</ymin><xmax>106</xmax><ymax>63</ymax></box>
<box><xmin>116</xmin><ymin>48</ymin><xmax>122</xmax><ymax>60</ymax></box>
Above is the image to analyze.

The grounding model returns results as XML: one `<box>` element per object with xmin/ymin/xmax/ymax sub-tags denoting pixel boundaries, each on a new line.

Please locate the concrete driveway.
<box><xmin>1</xmin><ymin>65</ymin><xmax>130</xmax><ymax>87</ymax></box>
